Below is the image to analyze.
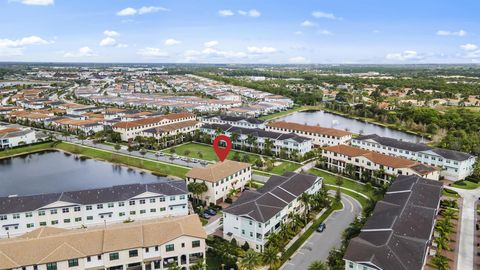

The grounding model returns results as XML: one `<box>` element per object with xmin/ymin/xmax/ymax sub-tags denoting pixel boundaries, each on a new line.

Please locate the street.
<box><xmin>281</xmin><ymin>193</ymin><xmax>362</xmax><ymax>270</ymax></box>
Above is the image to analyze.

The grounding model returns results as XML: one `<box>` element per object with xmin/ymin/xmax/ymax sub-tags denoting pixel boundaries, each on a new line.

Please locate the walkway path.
<box><xmin>447</xmin><ymin>186</ymin><xmax>478</xmax><ymax>270</ymax></box>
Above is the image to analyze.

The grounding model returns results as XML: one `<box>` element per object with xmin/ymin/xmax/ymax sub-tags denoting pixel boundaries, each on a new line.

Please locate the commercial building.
<box><xmin>186</xmin><ymin>160</ymin><xmax>252</xmax><ymax>205</ymax></box>
<box><xmin>266</xmin><ymin>121</ymin><xmax>352</xmax><ymax>147</ymax></box>
<box><xmin>0</xmin><ymin>215</ymin><xmax>206</xmax><ymax>270</ymax></box>
<box><xmin>322</xmin><ymin>144</ymin><xmax>439</xmax><ymax>182</ymax></box>
<box><xmin>112</xmin><ymin>112</ymin><xmax>196</xmax><ymax>141</ymax></box>
<box><xmin>343</xmin><ymin>175</ymin><xmax>443</xmax><ymax>270</ymax></box>
<box><xmin>0</xmin><ymin>181</ymin><xmax>188</xmax><ymax>238</ymax></box>
<box><xmin>201</xmin><ymin>123</ymin><xmax>312</xmax><ymax>157</ymax></box>
<box><xmin>351</xmin><ymin>134</ymin><xmax>476</xmax><ymax>181</ymax></box>
<box><xmin>223</xmin><ymin>172</ymin><xmax>322</xmax><ymax>252</ymax></box>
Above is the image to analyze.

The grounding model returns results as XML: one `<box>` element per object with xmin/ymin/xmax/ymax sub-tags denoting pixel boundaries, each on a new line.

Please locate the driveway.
<box><xmin>448</xmin><ymin>187</ymin><xmax>478</xmax><ymax>270</ymax></box>
<box><xmin>281</xmin><ymin>193</ymin><xmax>362</xmax><ymax>270</ymax></box>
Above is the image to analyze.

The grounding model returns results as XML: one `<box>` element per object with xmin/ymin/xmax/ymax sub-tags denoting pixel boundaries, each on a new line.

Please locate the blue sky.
<box><xmin>1</xmin><ymin>0</ymin><xmax>480</xmax><ymax>63</ymax></box>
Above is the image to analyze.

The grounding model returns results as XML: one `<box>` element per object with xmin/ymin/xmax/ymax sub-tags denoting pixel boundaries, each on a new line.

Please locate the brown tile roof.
<box><xmin>267</xmin><ymin>121</ymin><xmax>352</xmax><ymax>137</ymax></box>
<box><xmin>0</xmin><ymin>128</ymin><xmax>21</xmax><ymax>135</ymax></box>
<box><xmin>113</xmin><ymin>112</ymin><xmax>195</xmax><ymax>129</ymax></box>
<box><xmin>0</xmin><ymin>215</ymin><xmax>206</xmax><ymax>268</ymax></box>
<box><xmin>186</xmin><ymin>160</ymin><xmax>251</xmax><ymax>183</ymax></box>
<box><xmin>146</xmin><ymin>120</ymin><xmax>199</xmax><ymax>133</ymax></box>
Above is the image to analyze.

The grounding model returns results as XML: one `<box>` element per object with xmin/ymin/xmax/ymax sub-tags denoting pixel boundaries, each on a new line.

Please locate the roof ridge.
<box><xmin>0</xmin><ymin>250</ymin><xmax>19</xmax><ymax>267</ymax></box>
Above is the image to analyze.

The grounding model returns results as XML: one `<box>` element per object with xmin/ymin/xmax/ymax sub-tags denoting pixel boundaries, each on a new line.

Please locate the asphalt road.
<box><xmin>281</xmin><ymin>193</ymin><xmax>362</xmax><ymax>270</ymax></box>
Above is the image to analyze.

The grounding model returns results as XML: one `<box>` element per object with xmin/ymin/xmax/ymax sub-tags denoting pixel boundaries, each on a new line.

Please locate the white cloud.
<box><xmin>301</xmin><ymin>20</ymin><xmax>317</xmax><ymax>27</ymax></box>
<box><xmin>238</xmin><ymin>9</ymin><xmax>261</xmax><ymax>17</ymax></box>
<box><xmin>204</xmin><ymin>40</ymin><xmax>219</xmax><ymax>47</ymax></box>
<box><xmin>218</xmin><ymin>10</ymin><xmax>234</xmax><ymax>17</ymax></box>
<box><xmin>13</xmin><ymin>0</ymin><xmax>53</xmax><ymax>6</ymax></box>
<box><xmin>103</xmin><ymin>30</ymin><xmax>119</xmax><ymax>37</ymax></box>
<box><xmin>137</xmin><ymin>47</ymin><xmax>169</xmax><ymax>58</ymax></box>
<box><xmin>436</xmin><ymin>30</ymin><xmax>467</xmax><ymax>37</ymax></box>
<box><xmin>117</xmin><ymin>44</ymin><xmax>128</xmax><ymax>48</ymax></box>
<box><xmin>289</xmin><ymin>56</ymin><xmax>308</xmax><ymax>63</ymax></box>
<box><xmin>460</xmin><ymin>43</ymin><xmax>478</xmax><ymax>51</ymax></box>
<box><xmin>138</xmin><ymin>6</ymin><xmax>168</xmax><ymax>15</ymax></box>
<box><xmin>386</xmin><ymin>50</ymin><xmax>424</xmax><ymax>61</ymax></box>
<box><xmin>64</xmin><ymin>47</ymin><xmax>95</xmax><ymax>58</ymax></box>
<box><xmin>318</xmin><ymin>29</ymin><xmax>333</xmax><ymax>35</ymax></box>
<box><xmin>0</xmin><ymin>36</ymin><xmax>49</xmax><ymax>47</ymax></box>
<box><xmin>294</xmin><ymin>31</ymin><xmax>303</xmax><ymax>35</ymax></box>
<box><xmin>117</xmin><ymin>6</ymin><xmax>167</xmax><ymax>16</ymax></box>
<box><xmin>164</xmin><ymin>39</ymin><xmax>181</xmax><ymax>46</ymax></box>
<box><xmin>312</xmin><ymin>11</ymin><xmax>340</xmax><ymax>20</ymax></box>
<box><xmin>247</xmin><ymin>46</ymin><xmax>277</xmax><ymax>54</ymax></box>
<box><xmin>99</xmin><ymin>37</ymin><xmax>116</xmax><ymax>47</ymax></box>
<box><xmin>201</xmin><ymin>47</ymin><xmax>247</xmax><ymax>59</ymax></box>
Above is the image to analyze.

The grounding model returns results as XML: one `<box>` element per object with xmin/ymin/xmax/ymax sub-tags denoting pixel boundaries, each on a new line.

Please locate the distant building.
<box><xmin>201</xmin><ymin>123</ymin><xmax>312</xmax><ymax>157</ymax></box>
<box><xmin>223</xmin><ymin>172</ymin><xmax>322</xmax><ymax>252</ymax></box>
<box><xmin>351</xmin><ymin>134</ymin><xmax>476</xmax><ymax>181</ymax></box>
<box><xmin>0</xmin><ymin>125</ymin><xmax>37</xmax><ymax>149</ymax></box>
<box><xmin>139</xmin><ymin>120</ymin><xmax>201</xmax><ymax>142</ymax></box>
<box><xmin>322</xmin><ymin>144</ymin><xmax>439</xmax><ymax>182</ymax></box>
<box><xmin>0</xmin><ymin>215</ymin><xmax>206</xmax><ymax>270</ymax></box>
<box><xmin>343</xmin><ymin>175</ymin><xmax>443</xmax><ymax>270</ymax></box>
<box><xmin>203</xmin><ymin>115</ymin><xmax>265</xmax><ymax>129</ymax></box>
<box><xmin>186</xmin><ymin>160</ymin><xmax>252</xmax><ymax>205</ymax></box>
<box><xmin>266</xmin><ymin>121</ymin><xmax>352</xmax><ymax>147</ymax></box>
<box><xmin>112</xmin><ymin>112</ymin><xmax>196</xmax><ymax>141</ymax></box>
<box><xmin>0</xmin><ymin>181</ymin><xmax>188</xmax><ymax>238</ymax></box>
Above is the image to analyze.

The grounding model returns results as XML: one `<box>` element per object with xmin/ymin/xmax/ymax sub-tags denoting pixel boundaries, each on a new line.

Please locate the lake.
<box><xmin>275</xmin><ymin>110</ymin><xmax>425</xmax><ymax>142</ymax></box>
<box><xmin>0</xmin><ymin>150</ymin><xmax>171</xmax><ymax>197</ymax></box>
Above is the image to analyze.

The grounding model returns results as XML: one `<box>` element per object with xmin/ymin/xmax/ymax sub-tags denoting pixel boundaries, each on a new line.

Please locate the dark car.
<box><xmin>316</xmin><ymin>223</ymin><xmax>326</xmax><ymax>233</ymax></box>
<box><xmin>205</xmin><ymin>208</ymin><xmax>217</xmax><ymax>216</ymax></box>
<box><xmin>202</xmin><ymin>213</ymin><xmax>211</xmax><ymax>219</ymax></box>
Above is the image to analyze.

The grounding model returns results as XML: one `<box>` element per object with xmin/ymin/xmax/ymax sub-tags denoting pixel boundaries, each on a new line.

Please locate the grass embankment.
<box><xmin>56</xmin><ymin>142</ymin><xmax>189</xmax><ymax>178</ymax></box>
<box><xmin>280</xmin><ymin>200</ymin><xmax>343</xmax><ymax>264</ymax></box>
<box><xmin>163</xmin><ymin>142</ymin><xmax>301</xmax><ymax>175</ymax></box>
<box><xmin>258</xmin><ymin>105</ymin><xmax>322</xmax><ymax>121</ymax></box>
<box><xmin>451</xmin><ymin>180</ymin><xmax>480</xmax><ymax>190</ymax></box>
<box><xmin>0</xmin><ymin>141</ymin><xmax>55</xmax><ymax>158</ymax></box>
<box><xmin>443</xmin><ymin>188</ymin><xmax>461</xmax><ymax>198</ymax></box>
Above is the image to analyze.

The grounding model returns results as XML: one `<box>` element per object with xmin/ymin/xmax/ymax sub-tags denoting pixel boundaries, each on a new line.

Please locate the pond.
<box><xmin>0</xmin><ymin>150</ymin><xmax>171</xmax><ymax>197</ymax></box>
<box><xmin>275</xmin><ymin>110</ymin><xmax>425</xmax><ymax>142</ymax></box>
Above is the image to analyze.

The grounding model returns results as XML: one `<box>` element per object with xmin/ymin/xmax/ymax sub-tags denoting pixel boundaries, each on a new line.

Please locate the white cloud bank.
<box><xmin>247</xmin><ymin>46</ymin><xmax>277</xmax><ymax>54</ymax></box>
<box><xmin>137</xmin><ymin>47</ymin><xmax>169</xmax><ymax>58</ymax></box>
<box><xmin>218</xmin><ymin>10</ymin><xmax>234</xmax><ymax>17</ymax></box>
<box><xmin>117</xmin><ymin>6</ymin><xmax>168</xmax><ymax>16</ymax></box>
<box><xmin>204</xmin><ymin>40</ymin><xmax>219</xmax><ymax>47</ymax></box>
<box><xmin>164</xmin><ymin>39</ymin><xmax>181</xmax><ymax>46</ymax></box>
<box><xmin>460</xmin><ymin>43</ymin><xmax>478</xmax><ymax>51</ymax></box>
<box><xmin>12</xmin><ymin>0</ymin><xmax>53</xmax><ymax>6</ymax></box>
<box><xmin>64</xmin><ymin>47</ymin><xmax>95</xmax><ymax>58</ymax></box>
<box><xmin>238</xmin><ymin>9</ymin><xmax>261</xmax><ymax>17</ymax></box>
<box><xmin>0</xmin><ymin>35</ymin><xmax>50</xmax><ymax>56</ymax></box>
<box><xmin>436</xmin><ymin>30</ymin><xmax>466</xmax><ymax>37</ymax></box>
<box><xmin>386</xmin><ymin>50</ymin><xmax>424</xmax><ymax>61</ymax></box>
<box><xmin>312</xmin><ymin>11</ymin><xmax>341</xmax><ymax>20</ymax></box>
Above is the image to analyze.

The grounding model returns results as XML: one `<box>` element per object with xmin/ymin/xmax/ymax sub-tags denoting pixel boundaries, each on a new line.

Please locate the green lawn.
<box><xmin>325</xmin><ymin>186</ymin><xmax>370</xmax><ymax>208</ymax></box>
<box><xmin>308</xmin><ymin>168</ymin><xmax>376</xmax><ymax>199</ymax></box>
<box><xmin>451</xmin><ymin>180</ymin><xmax>480</xmax><ymax>190</ymax></box>
<box><xmin>56</xmin><ymin>142</ymin><xmax>189</xmax><ymax>178</ymax></box>
<box><xmin>163</xmin><ymin>142</ymin><xmax>301</xmax><ymax>175</ymax></box>
<box><xmin>443</xmin><ymin>188</ymin><xmax>461</xmax><ymax>198</ymax></box>
<box><xmin>0</xmin><ymin>141</ymin><xmax>54</xmax><ymax>158</ymax></box>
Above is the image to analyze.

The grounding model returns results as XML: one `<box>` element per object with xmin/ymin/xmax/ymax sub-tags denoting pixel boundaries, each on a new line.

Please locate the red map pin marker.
<box><xmin>213</xmin><ymin>134</ymin><xmax>232</xmax><ymax>162</ymax></box>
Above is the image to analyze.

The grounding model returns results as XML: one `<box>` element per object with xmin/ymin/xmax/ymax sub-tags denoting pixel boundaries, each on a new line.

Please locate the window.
<box><xmin>179</xmin><ymin>195</ymin><xmax>185</xmax><ymax>200</ymax></box>
<box><xmin>13</xmin><ymin>213</ymin><xmax>20</xmax><ymax>219</ymax></box>
<box><xmin>140</xmin><ymin>210</ymin><xmax>146</xmax><ymax>214</ymax></box>
<box><xmin>51</xmin><ymin>220</ymin><xmax>58</xmax><ymax>225</ymax></box>
<box><xmin>160</xmin><ymin>207</ymin><xmax>166</xmax><ymax>212</ymax></box>
<box><xmin>109</xmin><ymin>252</ymin><xmax>119</xmax><ymax>261</ymax></box>
<box><xmin>159</xmin><ymin>197</ymin><xmax>165</xmax><ymax>202</ymax></box>
<box><xmin>64</xmin><ymin>218</ymin><xmax>71</xmax><ymax>223</ymax></box>
<box><xmin>129</xmin><ymin>249</ymin><xmax>138</xmax><ymax>257</ymax></box>
<box><xmin>150</xmin><ymin>208</ymin><xmax>156</xmax><ymax>213</ymax></box>
<box><xmin>130</xmin><ymin>211</ymin><xmax>136</xmax><ymax>215</ymax></box>
<box><xmin>349</xmin><ymin>262</ymin><xmax>354</xmax><ymax>268</ymax></box>
<box><xmin>40</xmin><ymin>221</ymin><xmax>47</xmax><ymax>226</ymax></box>
<box><xmin>192</xmin><ymin>240</ymin><xmax>201</xmax><ymax>248</ymax></box>
<box><xmin>74</xmin><ymin>206</ymin><xmax>81</xmax><ymax>212</ymax></box>
<box><xmin>119</xmin><ymin>212</ymin><xmax>125</xmax><ymax>217</ymax></box>
<box><xmin>97</xmin><ymin>255</ymin><xmax>102</xmax><ymax>260</ymax></box>
<box><xmin>0</xmin><ymin>215</ymin><xmax>6</xmax><ymax>221</ymax></box>
<box><xmin>129</xmin><ymin>201</ymin><xmax>135</xmax><ymax>206</ymax></box>
<box><xmin>86</xmin><ymin>205</ymin><xmax>92</xmax><ymax>210</ymax></box>
<box><xmin>97</xmin><ymin>204</ymin><xmax>103</xmax><ymax>209</ymax></box>
<box><xmin>170</xmin><ymin>196</ymin><xmax>175</xmax><ymax>201</ymax></box>
<box><xmin>68</xmin><ymin>259</ymin><xmax>79</xmax><ymax>267</ymax></box>
<box><xmin>46</xmin><ymin>262</ymin><xmax>57</xmax><ymax>270</ymax></box>
<box><xmin>150</xmin><ymin>198</ymin><xmax>156</xmax><ymax>203</ymax></box>
<box><xmin>166</xmin><ymin>244</ymin><xmax>174</xmax><ymax>252</ymax></box>
<box><xmin>75</xmin><ymin>217</ymin><xmax>82</xmax><ymax>222</ymax></box>
<box><xmin>140</xmin><ymin>199</ymin><xmax>146</xmax><ymax>204</ymax></box>
<box><xmin>145</xmin><ymin>247</ymin><xmax>150</xmax><ymax>252</ymax></box>
<box><xmin>118</xmin><ymin>202</ymin><xmax>125</xmax><ymax>207</ymax></box>
<box><xmin>108</xmin><ymin>203</ymin><xmax>114</xmax><ymax>208</ymax></box>
<box><xmin>62</xmin><ymin>208</ymin><xmax>69</xmax><ymax>213</ymax></box>
<box><xmin>25</xmin><ymin>212</ymin><xmax>33</xmax><ymax>218</ymax></box>
<box><xmin>87</xmin><ymin>256</ymin><xmax>91</xmax><ymax>262</ymax></box>
<box><xmin>87</xmin><ymin>216</ymin><xmax>93</xmax><ymax>220</ymax></box>
<box><xmin>27</xmin><ymin>223</ymin><xmax>34</xmax><ymax>228</ymax></box>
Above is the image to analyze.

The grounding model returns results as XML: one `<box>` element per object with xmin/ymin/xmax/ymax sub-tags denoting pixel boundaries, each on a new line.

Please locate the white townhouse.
<box><xmin>223</xmin><ymin>172</ymin><xmax>322</xmax><ymax>252</ymax></box>
<box><xmin>138</xmin><ymin>120</ymin><xmax>202</xmax><ymax>141</ymax></box>
<box><xmin>186</xmin><ymin>160</ymin><xmax>252</xmax><ymax>205</ymax></box>
<box><xmin>351</xmin><ymin>134</ymin><xmax>476</xmax><ymax>181</ymax></box>
<box><xmin>266</xmin><ymin>121</ymin><xmax>353</xmax><ymax>147</ymax></box>
<box><xmin>0</xmin><ymin>181</ymin><xmax>189</xmax><ymax>239</ymax></box>
<box><xmin>201</xmin><ymin>123</ymin><xmax>312</xmax><ymax>157</ymax></box>
<box><xmin>0</xmin><ymin>125</ymin><xmax>37</xmax><ymax>149</ymax></box>
<box><xmin>322</xmin><ymin>144</ymin><xmax>439</xmax><ymax>183</ymax></box>
<box><xmin>202</xmin><ymin>115</ymin><xmax>266</xmax><ymax>129</ymax></box>
<box><xmin>0</xmin><ymin>215</ymin><xmax>206</xmax><ymax>270</ymax></box>
<box><xmin>112</xmin><ymin>112</ymin><xmax>196</xmax><ymax>141</ymax></box>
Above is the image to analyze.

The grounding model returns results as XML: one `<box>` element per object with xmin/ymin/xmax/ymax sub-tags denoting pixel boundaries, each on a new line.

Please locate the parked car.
<box><xmin>202</xmin><ymin>213</ymin><xmax>211</xmax><ymax>219</ymax></box>
<box><xmin>205</xmin><ymin>208</ymin><xmax>216</xmax><ymax>216</ymax></box>
<box><xmin>316</xmin><ymin>223</ymin><xmax>326</xmax><ymax>233</ymax></box>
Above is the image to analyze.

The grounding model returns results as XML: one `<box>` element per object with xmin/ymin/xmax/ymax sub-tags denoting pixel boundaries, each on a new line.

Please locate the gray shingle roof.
<box><xmin>356</xmin><ymin>134</ymin><xmax>432</xmax><ymax>152</ymax></box>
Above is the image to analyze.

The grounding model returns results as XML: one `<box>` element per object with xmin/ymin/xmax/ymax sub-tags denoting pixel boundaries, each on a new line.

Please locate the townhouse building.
<box><xmin>139</xmin><ymin>120</ymin><xmax>201</xmax><ymax>142</ymax></box>
<box><xmin>344</xmin><ymin>175</ymin><xmax>443</xmax><ymax>270</ymax></box>
<box><xmin>0</xmin><ymin>181</ymin><xmax>188</xmax><ymax>238</ymax></box>
<box><xmin>223</xmin><ymin>172</ymin><xmax>322</xmax><ymax>252</ymax></box>
<box><xmin>202</xmin><ymin>115</ymin><xmax>265</xmax><ymax>129</ymax></box>
<box><xmin>0</xmin><ymin>125</ymin><xmax>37</xmax><ymax>149</ymax></box>
<box><xmin>0</xmin><ymin>215</ymin><xmax>206</xmax><ymax>270</ymax></box>
<box><xmin>201</xmin><ymin>123</ymin><xmax>312</xmax><ymax>157</ymax></box>
<box><xmin>266</xmin><ymin>121</ymin><xmax>352</xmax><ymax>147</ymax></box>
<box><xmin>322</xmin><ymin>144</ymin><xmax>439</xmax><ymax>183</ymax></box>
<box><xmin>112</xmin><ymin>112</ymin><xmax>196</xmax><ymax>141</ymax></box>
<box><xmin>351</xmin><ymin>134</ymin><xmax>476</xmax><ymax>181</ymax></box>
<box><xmin>186</xmin><ymin>160</ymin><xmax>252</xmax><ymax>205</ymax></box>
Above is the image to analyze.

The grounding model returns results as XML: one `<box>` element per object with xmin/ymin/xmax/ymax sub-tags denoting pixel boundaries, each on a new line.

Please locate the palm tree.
<box><xmin>279</xmin><ymin>222</ymin><xmax>295</xmax><ymax>239</ymax></box>
<box><xmin>308</xmin><ymin>261</ymin><xmax>328</xmax><ymax>270</ymax></box>
<box><xmin>266</xmin><ymin>232</ymin><xmax>281</xmax><ymax>249</ymax></box>
<box><xmin>246</xmin><ymin>134</ymin><xmax>256</xmax><ymax>151</ymax></box>
<box><xmin>434</xmin><ymin>236</ymin><xmax>450</xmax><ymax>252</ymax></box>
<box><xmin>299</xmin><ymin>193</ymin><xmax>312</xmax><ymax>222</ymax></box>
<box><xmin>262</xmin><ymin>246</ymin><xmax>281</xmax><ymax>270</ymax></box>
<box><xmin>231</xmin><ymin>132</ymin><xmax>240</xmax><ymax>148</ymax></box>
<box><xmin>167</xmin><ymin>265</ymin><xmax>182</xmax><ymax>270</ymax></box>
<box><xmin>263</xmin><ymin>138</ymin><xmax>274</xmax><ymax>156</ymax></box>
<box><xmin>431</xmin><ymin>254</ymin><xmax>449</xmax><ymax>270</ymax></box>
<box><xmin>238</xmin><ymin>250</ymin><xmax>262</xmax><ymax>270</ymax></box>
